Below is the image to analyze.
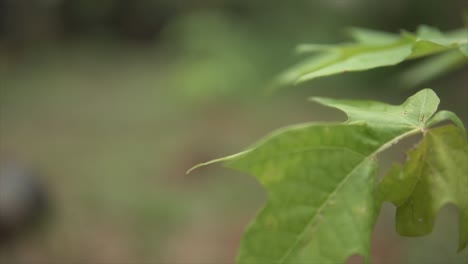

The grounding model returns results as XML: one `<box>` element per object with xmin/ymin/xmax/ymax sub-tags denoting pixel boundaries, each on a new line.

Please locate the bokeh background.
<box><xmin>1</xmin><ymin>0</ymin><xmax>467</xmax><ymax>263</ymax></box>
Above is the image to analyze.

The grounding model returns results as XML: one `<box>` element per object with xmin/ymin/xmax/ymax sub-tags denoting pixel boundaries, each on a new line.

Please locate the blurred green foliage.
<box><xmin>277</xmin><ymin>26</ymin><xmax>468</xmax><ymax>86</ymax></box>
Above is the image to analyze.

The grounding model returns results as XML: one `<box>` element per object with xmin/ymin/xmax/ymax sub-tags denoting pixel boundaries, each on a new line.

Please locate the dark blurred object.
<box><xmin>61</xmin><ymin>0</ymin><xmax>177</xmax><ymax>40</ymax></box>
<box><xmin>0</xmin><ymin>161</ymin><xmax>49</xmax><ymax>246</ymax></box>
<box><xmin>0</xmin><ymin>0</ymin><xmax>179</xmax><ymax>45</ymax></box>
<box><xmin>0</xmin><ymin>0</ymin><xmax>464</xmax><ymax>50</ymax></box>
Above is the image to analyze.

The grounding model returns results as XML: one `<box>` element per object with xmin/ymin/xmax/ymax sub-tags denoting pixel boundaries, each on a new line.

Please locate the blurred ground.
<box><xmin>1</xmin><ymin>0</ymin><xmax>468</xmax><ymax>263</ymax></box>
<box><xmin>0</xmin><ymin>41</ymin><xmax>316</xmax><ymax>263</ymax></box>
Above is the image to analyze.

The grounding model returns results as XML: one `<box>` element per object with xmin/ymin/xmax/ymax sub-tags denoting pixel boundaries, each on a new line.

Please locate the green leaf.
<box><xmin>311</xmin><ymin>88</ymin><xmax>439</xmax><ymax>128</ymax></box>
<box><xmin>229</xmin><ymin>124</ymin><xmax>405</xmax><ymax>264</ymax></box>
<box><xmin>189</xmin><ymin>89</ymin><xmax>446</xmax><ymax>263</ymax></box>
<box><xmin>278</xmin><ymin>26</ymin><xmax>468</xmax><ymax>85</ymax></box>
<box><xmin>459</xmin><ymin>44</ymin><xmax>468</xmax><ymax>57</ymax></box>
<box><xmin>399</xmin><ymin>50</ymin><xmax>467</xmax><ymax>87</ymax></box>
<box><xmin>416</xmin><ymin>26</ymin><xmax>467</xmax><ymax>47</ymax></box>
<box><xmin>427</xmin><ymin>110</ymin><xmax>466</xmax><ymax>137</ymax></box>
<box><xmin>378</xmin><ymin>125</ymin><xmax>468</xmax><ymax>251</ymax></box>
<box><xmin>347</xmin><ymin>27</ymin><xmax>400</xmax><ymax>45</ymax></box>
<box><xmin>297</xmin><ymin>41</ymin><xmax>414</xmax><ymax>83</ymax></box>
<box><xmin>275</xmin><ymin>52</ymin><xmax>341</xmax><ymax>87</ymax></box>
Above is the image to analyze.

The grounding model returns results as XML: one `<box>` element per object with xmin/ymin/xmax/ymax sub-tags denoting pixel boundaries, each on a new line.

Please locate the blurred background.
<box><xmin>0</xmin><ymin>0</ymin><xmax>467</xmax><ymax>263</ymax></box>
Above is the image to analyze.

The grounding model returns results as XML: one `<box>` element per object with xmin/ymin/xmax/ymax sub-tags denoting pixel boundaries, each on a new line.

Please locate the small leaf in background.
<box><xmin>275</xmin><ymin>52</ymin><xmax>340</xmax><ymax>87</ymax></box>
<box><xmin>347</xmin><ymin>27</ymin><xmax>400</xmax><ymax>45</ymax></box>
<box><xmin>415</xmin><ymin>26</ymin><xmax>467</xmax><ymax>47</ymax></box>
<box><xmin>426</xmin><ymin>110</ymin><xmax>466</xmax><ymax>136</ymax></box>
<box><xmin>277</xmin><ymin>25</ymin><xmax>468</xmax><ymax>86</ymax></box>
<box><xmin>297</xmin><ymin>41</ymin><xmax>413</xmax><ymax>83</ymax></box>
<box><xmin>460</xmin><ymin>44</ymin><xmax>468</xmax><ymax>57</ymax></box>
<box><xmin>399</xmin><ymin>50</ymin><xmax>467</xmax><ymax>88</ymax></box>
<box><xmin>378</xmin><ymin>125</ymin><xmax>468</xmax><ymax>252</ymax></box>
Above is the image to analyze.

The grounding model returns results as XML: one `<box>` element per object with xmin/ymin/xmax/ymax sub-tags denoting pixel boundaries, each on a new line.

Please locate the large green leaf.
<box><xmin>277</xmin><ymin>26</ymin><xmax>468</xmax><ymax>85</ymax></box>
<box><xmin>190</xmin><ymin>89</ymin><xmax>446</xmax><ymax>263</ymax></box>
<box><xmin>378</xmin><ymin>125</ymin><xmax>468</xmax><ymax>251</ymax></box>
<box><xmin>229</xmin><ymin>124</ymin><xmax>405</xmax><ymax>264</ymax></box>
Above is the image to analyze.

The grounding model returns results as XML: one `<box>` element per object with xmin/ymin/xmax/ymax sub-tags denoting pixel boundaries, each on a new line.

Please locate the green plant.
<box><xmin>277</xmin><ymin>25</ymin><xmax>467</xmax><ymax>86</ymax></box>
<box><xmin>189</xmin><ymin>26</ymin><xmax>468</xmax><ymax>264</ymax></box>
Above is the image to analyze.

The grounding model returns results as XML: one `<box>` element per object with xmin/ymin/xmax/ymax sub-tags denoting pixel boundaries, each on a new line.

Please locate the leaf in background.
<box><xmin>399</xmin><ymin>50</ymin><xmax>467</xmax><ymax>87</ymax></box>
<box><xmin>189</xmin><ymin>89</ymin><xmax>443</xmax><ymax>263</ymax></box>
<box><xmin>275</xmin><ymin>52</ymin><xmax>341</xmax><ymax>87</ymax></box>
<box><xmin>427</xmin><ymin>110</ymin><xmax>466</xmax><ymax>136</ymax></box>
<box><xmin>296</xmin><ymin>40</ymin><xmax>414</xmax><ymax>83</ymax></box>
<box><xmin>460</xmin><ymin>44</ymin><xmax>468</xmax><ymax>57</ymax></box>
<box><xmin>416</xmin><ymin>25</ymin><xmax>467</xmax><ymax>47</ymax></box>
<box><xmin>378</xmin><ymin>125</ymin><xmax>468</xmax><ymax>252</ymax></box>
<box><xmin>278</xmin><ymin>25</ymin><xmax>468</xmax><ymax>85</ymax></box>
<box><xmin>347</xmin><ymin>27</ymin><xmax>400</xmax><ymax>45</ymax></box>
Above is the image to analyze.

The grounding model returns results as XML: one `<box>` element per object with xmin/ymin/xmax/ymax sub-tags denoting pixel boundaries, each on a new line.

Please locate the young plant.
<box><xmin>189</xmin><ymin>26</ymin><xmax>468</xmax><ymax>264</ymax></box>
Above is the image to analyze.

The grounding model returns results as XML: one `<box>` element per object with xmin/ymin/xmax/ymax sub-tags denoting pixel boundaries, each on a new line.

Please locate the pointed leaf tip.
<box><xmin>186</xmin><ymin>150</ymin><xmax>252</xmax><ymax>174</ymax></box>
